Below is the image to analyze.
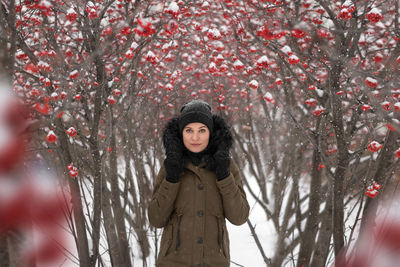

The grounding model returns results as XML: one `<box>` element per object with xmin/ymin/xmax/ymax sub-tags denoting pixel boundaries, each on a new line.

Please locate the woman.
<box><xmin>148</xmin><ymin>100</ymin><xmax>249</xmax><ymax>267</ymax></box>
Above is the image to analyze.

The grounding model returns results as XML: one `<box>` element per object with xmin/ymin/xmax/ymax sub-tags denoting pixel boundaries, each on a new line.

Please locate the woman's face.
<box><xmin>182</xmin><ymin>122</ymin><xmax>210</xmax><ymax>153</ymax></box>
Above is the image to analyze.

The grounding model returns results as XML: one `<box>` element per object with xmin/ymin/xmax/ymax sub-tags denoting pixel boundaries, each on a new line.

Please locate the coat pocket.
<box><xmin>221</xmin><ymin>220</ymin><xmax>230</xmax><ymax>260</ymax></box>
<box><xmin>159</xmin><ymin>223</ymin><xmax>173</xmax><ymax>257</ymax></box>
<box><xmin>216</xmin><ymin>215</ymin><xmax>229</xmax><ymax>259</ymax></box>
<box><xmin>175</xmin><ymin>214</ymin><xmax>183</xmax><ymax>251</ymax></box>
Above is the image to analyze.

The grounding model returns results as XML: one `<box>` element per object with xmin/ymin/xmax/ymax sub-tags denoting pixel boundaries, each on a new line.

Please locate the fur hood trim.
<box><xmin>162</xmin><ymin>114</ymin><xmax>233</xmax><ymax>155</ymax></box>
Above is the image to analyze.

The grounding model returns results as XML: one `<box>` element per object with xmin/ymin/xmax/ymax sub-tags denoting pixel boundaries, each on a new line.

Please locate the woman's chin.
<box><xmin>188</xmin><ymin>146</ymin><xmax>205</xmax><ymax>153</ymax></box>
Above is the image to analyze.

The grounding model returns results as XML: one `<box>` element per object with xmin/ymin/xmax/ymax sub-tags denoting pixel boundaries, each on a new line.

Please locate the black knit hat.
<box><xmin>179</xmin><ymin>100</ymin><xmax>213</xmax><ymax>133</ymax></box>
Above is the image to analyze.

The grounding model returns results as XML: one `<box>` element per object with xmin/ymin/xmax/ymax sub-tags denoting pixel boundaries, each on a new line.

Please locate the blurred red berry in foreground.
<box><xmin>334</xmin><ymin>195</ymin><xmax>400</xmax><ymax>267</ymax></box>
<box><xmin>1</xmin><ymin>85</ymin><xmax>72</xmax><ymax>266</ymax></box>
<box><xmin>0</xmin><ymin>95</ymin><xmax>29</xmax><ymax>174</ymax></box>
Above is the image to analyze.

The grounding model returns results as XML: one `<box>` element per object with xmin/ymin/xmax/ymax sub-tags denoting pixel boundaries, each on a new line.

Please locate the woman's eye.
<box><xmin>186</xmin><ymin>129</ymin><xmax>192</xmax><ymax>133</ymax></box>
<box><xmin>199</xmin><ymin>129</ymin><xmax>206</xmax><ymax>133</ymax></box>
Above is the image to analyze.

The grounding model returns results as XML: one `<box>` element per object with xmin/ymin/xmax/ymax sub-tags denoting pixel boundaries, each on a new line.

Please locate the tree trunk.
<box><xmin>271</xmin><ymin>236</ymin><xmax>286</xmax><ymax>267</ymax></box>
<box><xmin>329</xmin><ymin>62</ymin><xmax>347</xmax><ymax>259</ymax></box>
<box><xmin>101</xmin><ymin>177</ymin><xmax>126</xmax><ymax>267</ymax></box>
<box><xmin>310</xmin><ymin>186</ymin><xmax>333</xmax><ymax>267</ymax></box>
<box><xmin>0</xmin><ymin>9</ymin><xmax>10</xmax><ymax>267</ymax></box>
<box><xmin>127</xmin><ymin>125</ymin><xmax>152</xmax><ymax>261</ymax></box>
<box><xmin>89</xmin><ymin>56</ymin><xmax>107</xmax><ymax>267</ymax></box>
<box><xmin>55</xmin><ymin>119</ymin><xmax>91</xmax><ymax>267</ymax></box>
<box><xmin>109</xmin><ymin>121</ymin><xmax>132</xmax><ymax>267</ymax></box>
<box><xmin>0</xmin><ymin>0</ymin><xmax>15</xmax><ymax>78</ymax></box>
<box><xmin>297</xmin><ymin>144</ymin><xmax>322</xmax><ymax>266</ymax></box>
<box><xmin>0</xmin><ymin>4</ymin><xmax>19</xmax><ymax>266</ymax></box>
<box><xmin>0</xmin><ymin>236</ymin><xmax>10</xmax><ymax>267</ymax></box>
<box><xmin>6</xmin><ymin>233</ymin><xmax>22</xmax><ymax>267</ymax></box>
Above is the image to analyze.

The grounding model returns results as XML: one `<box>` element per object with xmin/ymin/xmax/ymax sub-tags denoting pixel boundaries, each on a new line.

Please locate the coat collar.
<box><xmin>185</xmin><ymin>161</ymin><xmax>203</xmax><ymax>174</ymax></box>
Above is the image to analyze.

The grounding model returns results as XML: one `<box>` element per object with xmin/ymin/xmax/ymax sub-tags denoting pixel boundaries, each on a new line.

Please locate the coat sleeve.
<box><xmin>147</xmin><ymin>164</ymin><xmax>180</xmax><ymax>228</ymax></box>
<box><xmin>216</xmin><ymin>161</ymin><xmax>250</xmax><ymax>225</ymax></box>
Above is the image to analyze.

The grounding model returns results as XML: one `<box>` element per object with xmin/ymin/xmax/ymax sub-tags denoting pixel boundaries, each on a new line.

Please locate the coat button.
<box><xmin>197</xmin><ymin>237</ymin><xmax>203</xmax><ymax>244</ymax></box>
<box><xmin>197</xmin><ymin>210</ymin><xmax>204</xmax><ymax>217</ymax></box>
<box><xmin>198</xmin><ymin>184</ymin><xmax>204</xmax><ymax>190</ymax></box>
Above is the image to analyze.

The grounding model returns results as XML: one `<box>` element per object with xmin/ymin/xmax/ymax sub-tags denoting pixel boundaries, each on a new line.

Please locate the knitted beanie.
<box><xmin>179</xmin><ymin>100</ymin><xmax>213</xmax><ymax>133</ymax></box>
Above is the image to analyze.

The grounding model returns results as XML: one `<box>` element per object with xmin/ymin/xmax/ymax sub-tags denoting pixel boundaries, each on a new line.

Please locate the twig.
<box><xmin>247</xmin><ymin>219</ymin><xmax>272</xmax><ymax>266</ymax></box>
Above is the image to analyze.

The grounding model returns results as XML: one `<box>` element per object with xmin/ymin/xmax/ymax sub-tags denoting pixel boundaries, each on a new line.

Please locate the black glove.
<box><xmin>164</xmin><ymin>156</ymin><xmax>183</xmax><ymax>183</ymax></box>
<box><xmin>214</xmin><ymin>146</ymin><xmax>231</xmax><ymax>181</ymax></box>
<box><xmin>205</xmin><ymin>115</ymin><xmax>233</xmax><ymax>181</ymax></box>
<box><xmin>163</xmin><ymin>118</ymin><xmax>184</xmax><ymax>183</ymax></box>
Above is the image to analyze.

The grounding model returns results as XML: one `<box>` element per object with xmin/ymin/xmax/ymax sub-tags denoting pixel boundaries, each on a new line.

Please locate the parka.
<box><xmin>147</xmin><ymin>115</ymin><xmax>250</xmax><ymax>267</ymax></box>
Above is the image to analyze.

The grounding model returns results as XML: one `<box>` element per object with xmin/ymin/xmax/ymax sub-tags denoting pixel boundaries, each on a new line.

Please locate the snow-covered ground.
<box><xmin>227</xmin><ymin>201</ymin><xmax>276</xmax><ymax>267</ymax></box>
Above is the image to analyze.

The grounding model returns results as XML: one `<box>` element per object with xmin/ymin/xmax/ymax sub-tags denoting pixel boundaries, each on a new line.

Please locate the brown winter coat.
<box><xmin>148</xmin><ymin>160</ymin><xmax>249</xmax><ymax>267</ymax></box>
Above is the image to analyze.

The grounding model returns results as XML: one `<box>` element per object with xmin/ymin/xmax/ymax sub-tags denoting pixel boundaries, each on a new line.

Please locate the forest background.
<box><xmin>0</xmin><ymin>0</ymin><xmax>400</xmax><ymax>266</ymax></box>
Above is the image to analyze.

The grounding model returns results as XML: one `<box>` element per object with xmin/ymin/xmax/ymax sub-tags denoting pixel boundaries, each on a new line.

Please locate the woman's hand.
<box><xmin>203</xmin><ymin>115</ymin><xmax>232</xmax><ymax>181</ymax></box>
<box><xmin>164</xmin><ymin>148</ymin><xmax>184</xmax><ymax>183</ymax></box>
<box><xmin>163</xmin><ymin>118</ymin><xmax>185</xmax><ymax>183</ymax></box>
<box><xmin>214</xmin><ymin>143</ymin><xmax>231</xmax><ymax>181</ymax></box>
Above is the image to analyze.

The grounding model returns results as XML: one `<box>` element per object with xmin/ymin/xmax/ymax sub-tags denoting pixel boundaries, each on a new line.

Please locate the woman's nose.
<box><xmin>192</xmin><ymin>132</ymin><xmax>200</xmax><ymax>140</ymax></box>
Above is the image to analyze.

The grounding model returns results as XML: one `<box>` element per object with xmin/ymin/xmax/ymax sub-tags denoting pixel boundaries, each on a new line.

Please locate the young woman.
<box><xmin>148</xmin><ymin>100</ymin><xmax>249</xmax><ymax>267</ymax></box>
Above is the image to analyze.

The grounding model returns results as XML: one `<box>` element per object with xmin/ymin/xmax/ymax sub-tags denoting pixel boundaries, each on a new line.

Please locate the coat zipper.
<box><xmin>175</xmin><ymin>214</ymin><xmax>183</xmax><ymax>251</ymax></box>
